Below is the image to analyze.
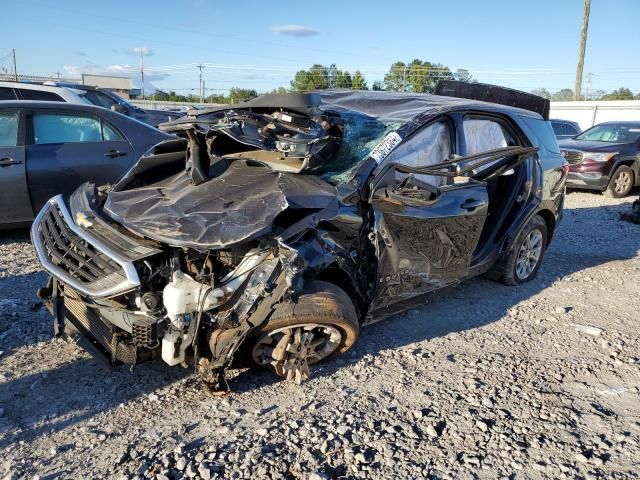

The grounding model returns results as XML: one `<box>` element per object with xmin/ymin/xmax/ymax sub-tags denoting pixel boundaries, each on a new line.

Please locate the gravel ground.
<box><xmin>1</xmin><ymin>191</ymin><xmax>639</xmax><ymax>480</ymax></box>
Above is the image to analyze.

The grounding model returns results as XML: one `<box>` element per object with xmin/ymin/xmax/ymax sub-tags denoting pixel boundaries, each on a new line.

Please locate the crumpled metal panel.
<box><xmin>104</xmin><ymin>160</ymin><xmax>337</xmax><ymax>250</ymax></box>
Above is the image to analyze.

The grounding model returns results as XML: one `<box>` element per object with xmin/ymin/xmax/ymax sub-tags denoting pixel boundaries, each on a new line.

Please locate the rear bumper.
<box><xmin>566</xmin><ymin>171</ymin><xmax>609</xmax><ymax>191</ymax></box>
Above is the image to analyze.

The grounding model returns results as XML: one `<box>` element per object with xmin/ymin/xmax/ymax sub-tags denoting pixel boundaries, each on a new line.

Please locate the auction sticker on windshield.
<box><xmin>370</xmin><ymin>132</ymin><xmax>402</xmax><ymax>163</ymax></box>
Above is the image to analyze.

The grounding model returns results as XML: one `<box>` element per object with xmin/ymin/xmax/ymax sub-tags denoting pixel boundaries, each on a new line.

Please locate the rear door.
<box><xmin>25</xmin><ymin>109</ymin><xmax>135</xmax><ymax>212</ymax></box>
<box><xmin>0</xmin><ymin>109</ymin><xmax>33</xmax><ymax>225</ymax></box>
<box><xmin>367</xmin><ymin>119</ymin><xmax>489</xmax><ymax>320</ymax></box>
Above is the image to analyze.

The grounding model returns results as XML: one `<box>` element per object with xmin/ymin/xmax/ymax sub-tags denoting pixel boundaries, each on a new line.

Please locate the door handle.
<box><xmin>461</xmin><ymin>198</ymin><xmax>485</xmax><ymax>211</ymax></box>
<box><xmin>104</xmin><ymin>150</ymin><xmax>127</xmax><ymax>158</ymax></box>
<box><xmin>0</xmin><ymin>157</ymin><xmax>22</xmax><ymax>167</ymax></box>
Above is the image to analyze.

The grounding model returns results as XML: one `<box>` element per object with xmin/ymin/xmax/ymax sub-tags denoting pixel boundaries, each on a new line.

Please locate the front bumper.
<box><xmin>31</xmin><ymin>195</ymin><xmax>141</xmax><ymax>297</ymax></box>
<box><xmin>42</xmin><ymin>279</ymin><xmax>157</xmax><ymax>364</ymax></box>
<box><xmin>566</xmin><ymin>171</ymin><xmax>609</xmax><ymax>191</ymax></box>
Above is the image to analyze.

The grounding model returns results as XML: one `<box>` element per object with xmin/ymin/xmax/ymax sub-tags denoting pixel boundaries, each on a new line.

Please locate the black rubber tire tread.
<box><xmin>501</xmin><ymin>214</ymin><xmax>548</xmax><ymax>286</ymax></box>
<box><xmin>249</xmin><ymin>280</ymin><xmax>359</xmax><ymax>357</ymax></box>
<box><xmin>604</xmin><ymin>165</ymin><xmax>634</xmax><ymax>198</ymax></box>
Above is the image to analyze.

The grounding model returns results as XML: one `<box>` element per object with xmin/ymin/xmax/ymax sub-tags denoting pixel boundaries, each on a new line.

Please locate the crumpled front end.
<box><xmin>30</xmin><ymin>184</ymin><xmax>312</xmax><ymax>381</ymax></box>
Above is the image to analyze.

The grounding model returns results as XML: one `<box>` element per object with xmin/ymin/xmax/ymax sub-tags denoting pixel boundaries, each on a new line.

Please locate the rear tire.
<box><xmin>247</xmin><ymin>280</ymin><xmax>359</xmax><ymax>382</ymax></box>
<box><xmin>604</xmin><ymin>166</ymin><xmax>634</xmax><ymax>198</ymax></box>
<box><xmin>500</xmin><ymin>215</ymin><xmax>548</xmax><ymax>286</ymax></box>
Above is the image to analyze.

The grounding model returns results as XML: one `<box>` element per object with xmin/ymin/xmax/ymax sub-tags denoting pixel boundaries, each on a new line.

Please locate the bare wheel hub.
<box><xmin>252</xmin><ymin>323</ymin><xmax>342</xmax><ymax>384</ymax></box>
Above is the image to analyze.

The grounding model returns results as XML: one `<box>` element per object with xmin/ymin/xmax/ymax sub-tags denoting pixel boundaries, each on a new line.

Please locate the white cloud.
<box><xmin>271</xmin><ymin>25</ymin><xmax>318</xmax><ymax>37</ymax></box>
<box><xmin>128</xmin><ymin>46</ymin><xmax>154</xmax><ymax>56</ymax></box>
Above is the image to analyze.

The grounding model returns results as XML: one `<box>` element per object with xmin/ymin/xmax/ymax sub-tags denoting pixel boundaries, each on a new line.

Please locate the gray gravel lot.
<box><xmin>1</xmin><ymin>191</ymin><xmax>639</xmax><ymax>480</ymax></box>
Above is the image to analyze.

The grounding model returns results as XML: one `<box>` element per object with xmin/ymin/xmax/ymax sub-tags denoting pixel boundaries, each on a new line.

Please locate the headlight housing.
<box><xmin>583</xmin><ymin>152</ymin><xmax>618</xmax><ymax>162</ymax></box>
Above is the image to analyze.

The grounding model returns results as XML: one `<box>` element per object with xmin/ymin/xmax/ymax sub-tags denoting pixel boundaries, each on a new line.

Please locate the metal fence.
<box><xmin>130</xmin><ymin>100</ymin><xmax>223</xmax><ymax>110</ymax></box>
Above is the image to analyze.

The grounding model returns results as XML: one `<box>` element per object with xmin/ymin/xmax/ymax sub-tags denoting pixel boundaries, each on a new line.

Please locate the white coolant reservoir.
<box><xmin>161</xmin><ymin>271</ymin><xmax>223</xmax><ymax>366</ymax></box>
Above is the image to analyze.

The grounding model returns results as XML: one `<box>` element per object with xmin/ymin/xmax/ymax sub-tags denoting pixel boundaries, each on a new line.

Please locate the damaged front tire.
<box><xmin>248</xmin><ymin>280</ymin><xmax>359</xmax><ymax>383</ymax></box>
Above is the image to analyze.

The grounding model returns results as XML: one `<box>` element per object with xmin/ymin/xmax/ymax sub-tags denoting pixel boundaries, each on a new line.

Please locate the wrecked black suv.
<box><xmin>31</xmin><ymin>82</ymin><xmax>566</xmax><ymax>388</ymax></box>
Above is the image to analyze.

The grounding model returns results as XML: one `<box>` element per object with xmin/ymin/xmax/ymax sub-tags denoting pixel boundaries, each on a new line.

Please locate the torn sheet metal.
<box><xmin>104</xmin><ymin>160</ymin><xmax>337</xmax><ymax>250</ymax></box>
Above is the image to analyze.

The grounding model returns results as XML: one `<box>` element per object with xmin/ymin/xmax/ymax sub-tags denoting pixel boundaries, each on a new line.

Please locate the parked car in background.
<box><xmin>559</xmin><ymin>121</ymin><xmax>640</xmax><ymax>198</ymax></box>
<box><xmin>0</xmin><ymin>101</ymin><xmax>172</xmax><ymax>228</ymax></box>
<box><xmin>44</xmin><ymin>82</ymin><xmax>184</xmax><ymax>127</ymax></box>
<box><xmin>0</xmin><ymin>81</ymin><xmax>183</xmax><ymax>127</ymax></box>
<box><xmin>0</xmin><ymin>80</ymin><xmax>92</xmax><ymax>103</ymax></box>
<box><xmin>31</xmin><ymin>83</ymin><xmax>566</xmax><ymax>389</ymax></box>
<box><xmin>550</xmin><ymin>119</ymin><xmax>581</xmax><ymax>140</ymax></box>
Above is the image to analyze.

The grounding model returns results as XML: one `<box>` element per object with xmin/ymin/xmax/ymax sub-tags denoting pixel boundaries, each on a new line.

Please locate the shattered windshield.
<box><xmin>319</xmin><ymin>111</ymin><xmax>400</xmax><ymax>184</ymax></box>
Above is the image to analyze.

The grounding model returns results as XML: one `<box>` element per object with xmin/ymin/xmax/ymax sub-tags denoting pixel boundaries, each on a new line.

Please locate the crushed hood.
<box><xmin>104</xmin><ymin>159</ymin><xmax>337</xmax><ymax>250</ymax></box>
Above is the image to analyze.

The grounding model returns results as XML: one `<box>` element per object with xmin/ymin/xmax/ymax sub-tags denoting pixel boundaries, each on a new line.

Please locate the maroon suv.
<box><xmin>559</xmin><ymin>121</ymin><xmax>640</xmax><ymax>197</ymax></box>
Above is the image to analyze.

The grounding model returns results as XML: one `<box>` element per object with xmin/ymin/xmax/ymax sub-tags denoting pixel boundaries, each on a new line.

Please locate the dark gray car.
<box><xmin>0</xmin><ymin>101</ymin><xmax>171</xmax><ymax>228</ymax></box>
<box><xmin>30</xmin><ymin>83</ymin><xmax>567</xmax><ymax>390</ymax></box>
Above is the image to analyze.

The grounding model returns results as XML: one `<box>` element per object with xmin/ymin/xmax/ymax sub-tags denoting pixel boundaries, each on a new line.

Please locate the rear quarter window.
<box><xmin>518</xmin><ymin>116</ymin><xmax>560</xmax><ymax>154</ymax></box>
<box><xmin>0</xmin><ymin>87</ymin><xmax>17</xmax><ymax>100</ymax></box>
<box><xmin>17</xmin><ymin>89</ymin><xmax>64</xmax><ymax>102</ymax></box>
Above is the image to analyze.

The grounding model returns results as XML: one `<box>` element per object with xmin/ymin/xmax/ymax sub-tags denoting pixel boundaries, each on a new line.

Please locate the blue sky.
<box><xmin>1</xmin><ymin>0</ymin><xmax>638</xmax><ymax>95</ymax></box>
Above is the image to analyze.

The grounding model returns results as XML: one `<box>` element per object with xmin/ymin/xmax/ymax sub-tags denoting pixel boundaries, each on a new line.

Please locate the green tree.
<box><xmin>551</xmin><ymin>89</ymin><xmax>575</xmax><ymax>101</ymax></box>
<box><xmin>453</xmin><ymin>68</ymin><xmax>474</xmax><ymax>83</ymax></box>
<box><xmin>384</xmin><ymin>59</ymin><xmax>454</xmax><ymax>93</ymax></box>
<box><xmin>599</xmin><ymin>87</ymin><xmax>634</xmax><ymax>100</ymax></box>
<box><xmin>372</xmin><ymin>80</ymin><xmax>384</xmax><ymax>91</ymax></box>
<box><xmin>290</xmin><ymin>64</ymin><xmax>330</xmax><ymax>91</ymax></box>
<box><xmin>383</xmin><ymin>61</ymin><xmax>406</xmax><ymax>92</ymax></box>
<box><xmin>227</xmin><ymin>87</ymin><xmax>258</xmax><ymax>103</ymax></box>
<box><xmin>352</xmin><ymin>71</ymin><xmax>368</xmax><ymax>90</ymax></box>
<box><xmin>531</xmin><ymin>88</ymin><xmax>551</xmax><ymax>100</ymax></box>
<box><xmin>268</xmin><ymin>87</ymin><xmax>289</xmax><ymax>94</ymax></box>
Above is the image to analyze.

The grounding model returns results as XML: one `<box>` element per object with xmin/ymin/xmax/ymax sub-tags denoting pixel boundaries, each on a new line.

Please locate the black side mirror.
<box><xmin>111</xmin><ymin>104</ymin><xmax>129</xmax><ymax>115</ymax></box>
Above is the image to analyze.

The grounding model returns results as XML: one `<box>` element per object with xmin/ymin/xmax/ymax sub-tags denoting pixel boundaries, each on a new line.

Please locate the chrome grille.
<box><xmin>31</xmin><ymin>195</ymin><xmax>140</xmax><ymax>297</ymax></box>
<box><xmin>561</xmin><ymin>150</ymin><xmax>584</xmax><ymax>164</ymax></box>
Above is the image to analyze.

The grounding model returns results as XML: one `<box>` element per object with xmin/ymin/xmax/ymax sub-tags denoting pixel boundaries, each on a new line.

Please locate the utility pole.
<box><xmin>196</xmin><ymin>64</ymin><xmax>205</xmax><ymax>102</ymax></box>
<box><xmin>574</xmin><ymin>0</ymin><xmax>591</xmax><ymax>101</ymax></box>
<box><xmin>140</xmin><ymin>50</ymin><xmax>145</xmax><ymax>98</ymax></box>
<box><xmin>585</xmin><ymin>72</ymin><xmax>593</xmax><ymax>100</ymax></box>
<box><xmin>12</xmin><ymin>49</ymin><xmax>17</xmax><ymax>81</ymax></box>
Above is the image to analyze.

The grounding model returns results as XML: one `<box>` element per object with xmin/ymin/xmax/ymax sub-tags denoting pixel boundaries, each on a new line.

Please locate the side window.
<box><xmin>0</xmin><ymin>112</ymin><xmax>19</xmax><ymax>147</ymax></box>
<box><xmin>17</xmin><ymin>89</ymin><xmax>64</xmax><ymax>102</ymax></box>
<box><xmin>102</xmin><ymin>122</ymin><xmax>123</xmax><ymax>141</ymax></box>
<box><xmin>82</xmin><ymin>90</ymin><xmax>117</xmax><ymax>109</ymax></box>
<box><xmin>382</xmin><ymin>120</ymin><xmax>451</xmax><ymax>187</ymax></box>
<box><xmin>565</xmin><ymin>124</ymin><xmax>579</xmax><ymax>136</ymax></box>
<box><xmin>551</xmin><ymin>122</ymin><xmax>563</xmax><ymax>135</ymax></box>
<box><xmin>0</xmin><ymin>87</ymin><xmax>17</xmax><ymax>101</ymax></box>
<box><xmin>33</xmin><ymin>113</ymin><xmax>103</xmax><ymax>144</ymax></box>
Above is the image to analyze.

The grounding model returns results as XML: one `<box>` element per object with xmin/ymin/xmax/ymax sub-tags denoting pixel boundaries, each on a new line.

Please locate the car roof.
<box><xmin>0</xmin><ymin>100</ymin><xmax>109</xmax><ymax>111</ymax></box>
<box><xmin>593</xmin><ymin>121</ymin><xmax>640</xmax><ymax>127</ymax></box>
<box><xmin>185</xmin><ymin>90</ymin><xmax>542</xmax><ymax>128</ymax></box>
<box><xmin>550</xmin><ymin>118</ymin><xmax>579</xmax><ymax>124</ymax></box>
<box><xmin>0</xmin><ymin>80</ymin><xmax>84</xmax><ymax>94</ymax></box>
<box><xmin>317</xmin><ymin>90</ymin><xmax>542</xmax><ymax>122</ymax></box>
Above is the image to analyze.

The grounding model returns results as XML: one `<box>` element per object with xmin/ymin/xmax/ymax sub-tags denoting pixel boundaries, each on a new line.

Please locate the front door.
<box><xmin>365</xmin><ymin>118</ymin><xmax>489</xmax><ymax>320</ymax></box>
<box><xmin>368</xmin><ymin>178</ymin><xmax>488</xmax><ymax>320</ymax></box>
<box><xmin>0</xmin><ymin>109</ymin><xmax>33</xmax><ymax>225</ymax></box>
<box><xmin>25</xmin><ymin>109</ymin><xmax>135</xmax><ymax>212</ymax></box>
